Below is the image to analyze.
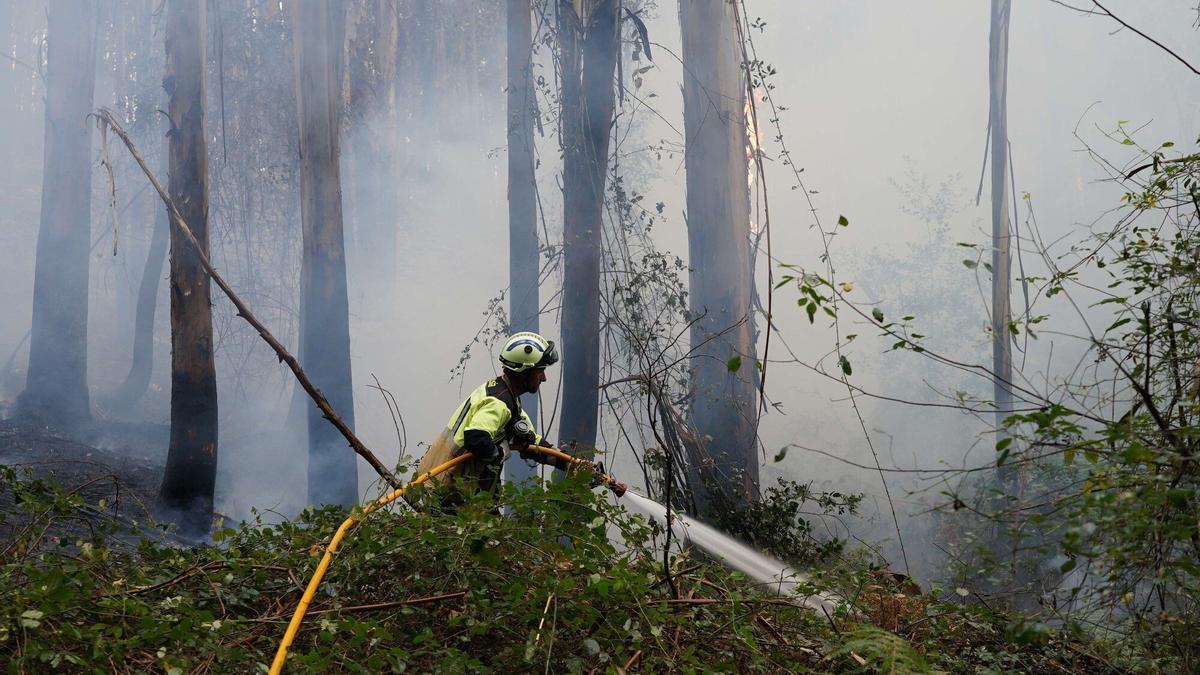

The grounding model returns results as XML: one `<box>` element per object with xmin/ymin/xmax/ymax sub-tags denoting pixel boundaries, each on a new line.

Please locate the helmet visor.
<box><xmin>536</xmin><ymin>340</ymin><xmax>559</xmax><ymax>368</ymax></box>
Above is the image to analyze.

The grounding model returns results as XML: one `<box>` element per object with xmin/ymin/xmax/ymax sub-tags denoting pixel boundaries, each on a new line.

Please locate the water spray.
<box><xmin>619</xmin><ymin>491</ymin><xmax>838</xmax><ymax>614</ymax></box>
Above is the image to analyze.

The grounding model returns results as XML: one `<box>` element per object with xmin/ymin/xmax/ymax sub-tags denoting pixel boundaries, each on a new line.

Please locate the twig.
<box><xmin>96</xmin><ymin>119</ymin><xmax>121</xmax><ymax>256</ymax></box>
<box><xmin>533</xmin><ymin>592</ymin><xmax>554</xmax><ymax>646</ymax></box>
<box><xmin>1091</xmin><ymin>0</ymin><xmax>1200</xmax><ymax>76</ymax></box>
<box><xmin>115</xmin><ymin>561</ymin><xmax>229</xmax><ymax>597</ymax></box>
<box><xmin>301</xmin><ymin>591</ymin><xmax>467</xmax><ymax>617</ymax></box>
<box><xmin>89</xmin><ymin>108</ymin><xmax>402</xmax><ymax>490</ymax></box>
<box><xmin>755</xmin><ymin>614</ymin><xmax>788</xmax><ymax>645</ymax></box>
<box><xmin>368</xmin><ymin>374</ymin><xmax>406</xmax><ymax>459</ymax></box>
<box><xmin>657</xmin><ymin>597</ymin><xmax>798</xmax><ymax>607</ymax></box>
<box><xmin>251</xmin><ymin>591</ymin><xmax>467</xmax><ymax>622</ymax></box>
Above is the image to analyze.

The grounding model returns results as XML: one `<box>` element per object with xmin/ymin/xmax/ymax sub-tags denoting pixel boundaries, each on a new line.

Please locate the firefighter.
<box><xmin>415</xmin><ymin>331</ymin><xmax>575</xmax><ymax>507</ymax></box>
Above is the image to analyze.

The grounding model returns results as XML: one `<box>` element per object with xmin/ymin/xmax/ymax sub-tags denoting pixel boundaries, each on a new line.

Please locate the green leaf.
<box><xmin>1166</xmin><ymin>488</ymin><xmax>1191</xmax><ymax>509</ymax></box>
<box><xmin>1105</xmin><ymin>318</ymin><xmax>1131</xmax><ymax>333</ymax></box>
<box><xmin>996</xmin><ymin>448</ymin><xmax>1011</xmax><ymax>467</ymax></box>
<box><xmin>806</xmin><ymin>302</ymin><xmax>817</xmax><ymax>323</ymax></box>
<box><xmin>19</xmin><ymin>609</ymin><xmax>44</xmax><ymax>628</ymax></box>
<box><xmin>837</xmin><ymin>214</ymin><xmax>849</xmax><ymax>227</ymax></box>
<box><xmin>838</xmin><ymin>355</ymin><xmax>852</xmax><ymax>376</ymax></box>
<box><xmin>1059</xmin><ymin>558</ymin><xmax>1076</xmax><ymax>574</ymax></box>
<box><xmin>871</xmin><ymin>307</ymin><xmax>884</xmax><ymax>323</ymax></box>
<box><xmin>962</xmin><ymin>259</ymin><xmax>978</xmax><ymax>269</ymax></box>
<box><xmin>773</xmin><ymin>447</ymin><xmax>788</xmax><ymax>462</ymax></box>
<box><xmin>726</xmin><ymin>355</ymin><xmax>742</xmax><ymax>372</ymax></box>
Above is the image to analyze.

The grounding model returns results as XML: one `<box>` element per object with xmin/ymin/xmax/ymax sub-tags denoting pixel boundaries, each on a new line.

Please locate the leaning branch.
<box><xmin>92</xmin><ymin>108</ymin><xmax>402</xmax><ymax>491</ymax></box>
<box><xmin>1091</xmin><ymin>0</ymin><xmax>1200</xmax><ymax>77</ymax></box>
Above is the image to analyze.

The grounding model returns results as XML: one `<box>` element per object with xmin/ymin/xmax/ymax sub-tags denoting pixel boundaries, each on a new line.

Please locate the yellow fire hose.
<box><xmin>268</xmin><ymin>445</ymin><xmax>622</xmax><ymax>674</ymax></box>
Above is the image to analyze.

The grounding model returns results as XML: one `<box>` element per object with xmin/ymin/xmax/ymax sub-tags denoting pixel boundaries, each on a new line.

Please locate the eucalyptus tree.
<box><xmin>505</xmin><ymin>0</ymin><xmax>540</xmax><ymax>484</ymax></box>
<box><xmin>678</xmin><ymin>0</ymin><xmax>759</xmax><ymax>510</ymax></box>
<box><xmin>291</xmin><ymin>0</ymin><xmax>358</xmax><ymax>506</ymax></box>
<box><xmin>158</xmin><ymin>0</ymin><xmax>219</xmax><ymax>532</ymax></box>
<box><xmin>988</xmin><ymin>0</ymin><xmax>1015</xmax><ymax>492</ymax></box>
<box><xmin>19</xmin><ymin>1</ymin><xmax>100</xmax><ymax>426</ymax></box>
<box><xmin>557</xmin><ymin>0</ymin><xmax>621</xmax><ymax>453</ymax></box>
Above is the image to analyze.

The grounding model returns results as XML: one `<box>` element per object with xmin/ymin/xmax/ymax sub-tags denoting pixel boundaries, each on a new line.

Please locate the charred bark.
<box><xmin>292</xmin><ymin>0</ymin><xmax>358</xmax><ymax>507</ymax></box>
<box><xmin>158</xmin><ymin>0</ymin><xmax>218</xmax><ymax>534</ymax></box>
<box><xmin>679</xmin><ymin>0</ymin><xmax>759</xmax><ymax>511</ymax></box>
<box><xmin>557</xmin><ymin>0</ymin><xmax>620</xmax><ymax>453</ymax></box>
<box><xmin>109</xmin><ymin>141</ymin><xmax>170</xmax><ymax>414</ymax></box>
<box><xmin>505</xmin><ymin>0</ymin><xmax>540</xmax><ymax>484</ymax></box>
<box><xmin>19</xmin><ymin>1</ymin><xmax>100</xmax><ymax>427</ymax></box>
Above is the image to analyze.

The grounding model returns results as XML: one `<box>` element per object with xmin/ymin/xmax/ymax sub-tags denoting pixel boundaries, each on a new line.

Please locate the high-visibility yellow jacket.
<box><xmin>416</xmin><ymin>376</ymin><xmax>563</xmax><ymax>501</ymax></box>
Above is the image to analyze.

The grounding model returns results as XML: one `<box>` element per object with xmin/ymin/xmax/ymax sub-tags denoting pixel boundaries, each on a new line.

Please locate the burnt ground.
<box><xmin>0</xmin><ymin>417</ymin><xmax>184</xmax><ymax>546</ymax></box>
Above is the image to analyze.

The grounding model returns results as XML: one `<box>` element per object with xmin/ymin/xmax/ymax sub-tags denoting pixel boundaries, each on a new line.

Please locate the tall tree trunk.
<box><xmin>989</xmin><ymin>0</ymin><xmax>1015</xmax><ymax>491</ymax></box>
<box><xmin>679</xmin><ymin>0</ymin><xmax>759</xmax><ymax>511</ymax></box>
<box><xmin>159</xmin><ymin>0</ymin><xmax>218</xmax><ymax>534</ymax></box>
<box><xmin>19</xmin><ymin>1</ymin><xmax>100</xmax><ymax>427</ymax></box>
<box><xmin>505</xmin><ymin>0</ymin><xmax>539</xmax><ymax>484</ymax></box>
<box><xmin>557</xmin><ymin>0</ymin><xmax>620</xmax><ymax>453</ymax></box>
<box><xmin>109</xmin><ymin>140</ymin><xmax>170</xmax><ymax>414</ymax></box>
<box><xmin>292</xmin><ymin>0</ymin><xmax>358</xmax><ymax>507</ymax></box>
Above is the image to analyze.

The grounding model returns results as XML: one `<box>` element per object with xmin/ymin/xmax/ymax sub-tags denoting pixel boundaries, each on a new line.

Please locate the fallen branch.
<box><xmin>657</xmin><ymin>597</ymin><xmax>800</xmax><ymax>607</ymax></box>
<box><xmin>252</xmin><ymin>591</ymin><xmax>467</xmax><ymax>622</ymax></box>
<box><xmin>90</xmin><ymin>108</ymin><xmax>402</xmax><ymax>490</ymax></box>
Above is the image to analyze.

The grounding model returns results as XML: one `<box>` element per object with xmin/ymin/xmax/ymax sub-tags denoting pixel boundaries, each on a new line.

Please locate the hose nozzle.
<box><xmin>591</xmin><ymin>461</ymin><xmax>627</xmax><ymax>497</ymax></box>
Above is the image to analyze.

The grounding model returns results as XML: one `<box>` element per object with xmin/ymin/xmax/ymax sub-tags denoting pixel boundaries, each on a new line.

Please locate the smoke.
<box><xmin>0</xmin><ymin>1</ymin><xmax>1196</xmax><ymax>582</ymax></box>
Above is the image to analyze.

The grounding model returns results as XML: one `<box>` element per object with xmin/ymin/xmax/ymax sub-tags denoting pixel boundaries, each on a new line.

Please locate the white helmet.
<box><xmin>498</xmin><ymin>332</ymin><xmax>559</xmax><ymax>373</ymax></box>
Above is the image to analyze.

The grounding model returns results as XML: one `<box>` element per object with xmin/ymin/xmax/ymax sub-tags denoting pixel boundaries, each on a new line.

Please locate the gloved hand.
<box><xmin>464</xmin><ymin>429</ymin><xmax>503</xmax><ymax>464</ymax></box>
<box><xmin>470</xmin><ymin>443</ymin><xmax>502</xmax><ymax>464</ymax></box>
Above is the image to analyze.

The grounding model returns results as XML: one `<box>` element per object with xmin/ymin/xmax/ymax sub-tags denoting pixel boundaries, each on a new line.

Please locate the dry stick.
<box><xmin>92</xmin><ymin>108</ymin><xmax>402</xmax><ymax>490</ymax></box>
<box><xmin>251</xmin><ymin>591</ymin><xmax>467</xmax><ymax>622</ymax></box>
<box><xmin>300</xmin><ymin>591</ymin><xmax>467</xmax><ymax>617</ymax></box>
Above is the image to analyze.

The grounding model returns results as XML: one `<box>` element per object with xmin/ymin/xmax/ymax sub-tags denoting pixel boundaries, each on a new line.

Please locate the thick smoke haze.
<box><xmin>0</xmin><ymin>0</ymin><xmax>1197</xmax><ymax>581</ymax></box>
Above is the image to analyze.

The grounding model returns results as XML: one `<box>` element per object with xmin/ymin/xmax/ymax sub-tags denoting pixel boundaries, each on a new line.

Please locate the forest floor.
<box><xmin>0</xmin><ymin>418</ymin><xmax>1133</xmax><ymax>673</ymax></box>
<box><xmin>0</xmin><ymin>418</ymin><xmax>185</xmax><ymax>547</ymax></box>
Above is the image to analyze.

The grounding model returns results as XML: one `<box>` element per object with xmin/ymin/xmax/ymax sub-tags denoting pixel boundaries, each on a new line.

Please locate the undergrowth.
<box><xmin>0</xmin><ymin>465</ymin><xmax>1131</xmax><ymax>673</ymax></box>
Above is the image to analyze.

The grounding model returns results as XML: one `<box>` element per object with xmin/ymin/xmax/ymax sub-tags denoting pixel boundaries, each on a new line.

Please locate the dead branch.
<box><xmin>1090</xmin><ymin>0</ymin><xmax>1200</xmax><ymax>77</ymax></box>
<box><xmin>90</xmin><ymin>108</ymin><xmax>402</xmax><ymax>490</ymax></box>
<box><xmin>251</xmin><ymin>591</ymin><xmax>467</xmax><ymax>622</ymax></box>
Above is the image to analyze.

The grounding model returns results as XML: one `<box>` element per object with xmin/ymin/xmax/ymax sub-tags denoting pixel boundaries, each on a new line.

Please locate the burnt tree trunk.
<box><xmin>19</xmin><ymin>1</ymin><xmax>100</xmax><ymax>427</ymax></box>
<box><xmin>159</xmin><ymin>0</ymin><xmax>218</xmax><ymax>533</ymax></box>
<box><xmin>557</xmin><ymin>0</ymin><xmax>620</xmax><ymax>453</ymax></box>
<box><xmin>292</xmin><ymin>0</ymin><xmax>358</xmax><ymax>507</ymax></box>
<box><xmin>505</xmin><ymin>0</ymin><xmax>540</xmax><ymax>484</ymax></box>
<box><xmin>679</xmin><ymin>0</ymin><xmax>758</xmax><ymax>511</ymax></box>
<box><xmin>109</xmin><ymin>140</ymin><xmax>170</xmax><ymax>413</ymax></box>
